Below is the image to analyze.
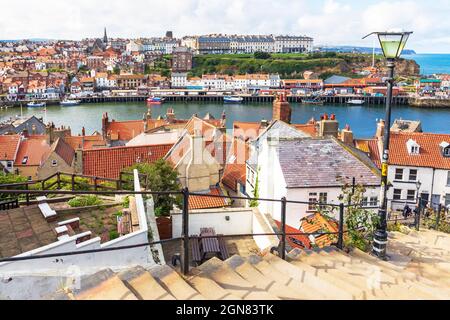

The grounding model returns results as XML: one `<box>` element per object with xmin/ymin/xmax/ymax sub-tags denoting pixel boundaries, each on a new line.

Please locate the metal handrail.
<box><xmin>0</xmin><ymin>186</ymin><xmax>375</xmax><ymax>274</ymax></box>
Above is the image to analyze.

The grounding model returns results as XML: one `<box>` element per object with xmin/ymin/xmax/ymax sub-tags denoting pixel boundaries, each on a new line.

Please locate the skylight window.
<box><xmin>22</xmin><ymin>156</ymin><xmax>28</xmax><ymax>165</ymax></box>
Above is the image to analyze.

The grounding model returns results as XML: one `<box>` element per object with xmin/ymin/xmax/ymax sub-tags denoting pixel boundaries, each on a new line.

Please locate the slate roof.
<box><xmin>277</xmin><ymin>138</ymin><xmax>380</xmax><ymax>188</ymax></box>
<box><xmin>324</xmin><ymin>75</ymin><xmax>351</xmax><ymax>85</ymax></box>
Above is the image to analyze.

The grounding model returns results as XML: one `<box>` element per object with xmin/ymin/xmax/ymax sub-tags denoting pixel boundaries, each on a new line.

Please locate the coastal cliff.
<box><xmin>190</xmin><ymin>53</ymin><xmax>421</xmax><ymax>79</ymax></box>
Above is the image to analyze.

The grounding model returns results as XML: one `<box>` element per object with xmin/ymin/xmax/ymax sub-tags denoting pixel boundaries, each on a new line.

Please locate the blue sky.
<box><xmin>0</xmin><ymin>0</ymin><xmax>449</xmax><ymax>53</ymax></box>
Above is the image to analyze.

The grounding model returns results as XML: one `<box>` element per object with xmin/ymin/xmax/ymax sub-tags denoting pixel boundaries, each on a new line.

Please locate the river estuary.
<box><xmin>1</xmin><ymin>101</ymin><xmax>449</xmax><ymax>138</ymax></box>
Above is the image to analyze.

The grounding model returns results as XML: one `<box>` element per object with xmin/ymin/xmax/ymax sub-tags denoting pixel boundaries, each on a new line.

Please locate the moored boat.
<box><xmin>302</xmin><ymin>98</ymin><xmax>324</xmax><ymax>105</ymax></box>
<box><xmin>347</xmin><ymin>99</ymin><xmax>365</xmax><ymax>105</ymax></box>
<box><xmin>223</xmin><ymin>96</ymin><xmax>244</xmax><ymax>103</ymax></box>
<box><xmin>27</xmin><ymin>101</ymin><xmax>46</xmax><ymax>108</ymax></box>
<box><xmin>60</xmin><ymin>99</ymin><xmax>81</xmax><ymax>106</ymax></box>
<box><xmin>147</xmin><ymin>96</ymin><xmax>165</xmax><ymax>104</ymax></box>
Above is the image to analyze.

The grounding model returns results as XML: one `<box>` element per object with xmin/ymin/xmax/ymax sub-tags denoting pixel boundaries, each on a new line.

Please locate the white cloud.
<box><xmin>0</xmin><ymin>0</ymin><xmax>448</xmax><ymax>52</ymax></box>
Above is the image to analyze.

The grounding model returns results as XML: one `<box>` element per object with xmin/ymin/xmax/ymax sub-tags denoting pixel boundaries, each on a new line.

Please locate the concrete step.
<box><xmin>246</xmin><ymin>254</ymin><xmax>328</xmax><ymax>300</ymax></box>
<box><xmin>263</xmin><ymin>253</ymin><xmax>358</xmax><ymax>300</ymax></box>
<box><xmin>118</xmin><ymin>266</ymin><xmax>175</xmax><ymax>300</ymax></box>
<box><xmin>74</xmin><ymin>269</ymin><xmax>137</xmax><ymax>300</ymax></box>
<box><xmin>195</xmin><ymin>257</ymin><xmax>279</xmax><ymax>300</ymax></box>
<box><xmin>149</xmin><ymin>265</ymin><xmax>204</xmax><ymax>300</ymax></box>
<box><xmin>225</xmin><ymin>255</ymin><xmax>308</xmax><ymax>300</ymax></box>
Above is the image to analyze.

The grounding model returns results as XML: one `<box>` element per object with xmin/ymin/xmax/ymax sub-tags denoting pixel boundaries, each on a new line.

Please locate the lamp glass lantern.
<box><xmin>363</xmin><ymin>31</ymin><xmax>413</xmax><ymax>59</ymax></box>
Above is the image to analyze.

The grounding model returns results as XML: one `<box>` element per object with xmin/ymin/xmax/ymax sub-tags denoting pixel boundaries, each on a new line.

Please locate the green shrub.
<box><xmin>68</xmin><ymin>195</ymin><xmax>103</xmax><ymax>208</ymax></box>
<box><xmin>123</xmin><ymin>196</ymin><xmax>130</xmax><ymax>208</ymax></box>
<box><xmin>109</xmin><ymin>230</ymin><xmax>120</xmax><ymax>240</ymax></box>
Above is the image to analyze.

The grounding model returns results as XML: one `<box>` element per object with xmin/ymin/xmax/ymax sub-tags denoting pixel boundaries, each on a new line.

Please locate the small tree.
<box><xmin>254</xmin><ymin>51</ymin><xmax>272</xmax><ymax>59</ymax></box>
<box><xmin>317</xmin><ymin>183</ymin><xmax>380</xmax><ymax>252</ymax></box>
<box><xmin>123</xmin><ymin>159</ymin><xmax>182</xmax><ymax>216</ymax></box>
<box><xmin>249</xmin><ymin>168</ymin><xmax>260</xmax><ymax>208</ymax></box>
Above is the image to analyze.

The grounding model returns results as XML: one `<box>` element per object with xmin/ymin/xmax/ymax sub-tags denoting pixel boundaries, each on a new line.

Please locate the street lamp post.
<box><xmin>363</xmin><ymin>30</ymin><xmax>413</xmax><ymax>260</ymax></box>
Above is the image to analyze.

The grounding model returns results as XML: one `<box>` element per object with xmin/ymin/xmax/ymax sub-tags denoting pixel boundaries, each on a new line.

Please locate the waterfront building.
<box><xmin>116</xmin><ymin>74</ymin><xmax>146</xmax><ymax>90</ymax></box>
<box><xmin>171</xmin><ymin>72</ymin><xmax>188</xmax><ymax>88</ymax></box>
<box><xmin>172</xmin><ymin>47</ymin><xmax>193</xmax><ymax>72</ymax></box>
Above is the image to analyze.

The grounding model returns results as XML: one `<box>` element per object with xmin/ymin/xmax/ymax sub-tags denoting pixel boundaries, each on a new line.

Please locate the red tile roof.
<box><xmin>292</xmin><ymin>123</ymin><xmax>318</xmax><ymax>137</ymax></box>
<box><xmin>300</xmin><ymin>213</ymin><xmax>339</xmax><ymax>248</ymax></box>
<box><xmin>274</xmin><ymin>221</ymin><xmax>312</xmax><ymax>250</ymax></box>
<box><xmin>53</xmin><ymin>138</ymin><xmax>75</xmax><ymax>166</ymax></box>
<box><xmin>14</xmin><ymin>136</ymin><xmax>50</xmax><ymax>166</ymax></box>
<box><xmin>82</xmin><ymin>144</ymin><xmax>173</xmax><ymax>179</ymax></box>
<box><xmin>389</xmin><ymin>132</ymin><xmax>450</xmax><ymax>170</ymax></box>
<box><xmin>222</xmin><ymin>138</ymin><xmax>250</xmax><ymax>192</ymax></box>
<box><xmin>355</xmin><ymin>138</ymin><xmax>381</xmax><ymax>169</ymax></box>
<box><xmin>0</xmin><ymin>135</ymin><xmax>21</xmax><ymax>160</ymax></box>
<box><xmin>189</xmin><ymin>187</ymin><xmax>229</xmax><ymax>210</ymax></box>
<box><xmin>64</xmin><ymin>135</ymin><xmax>106</xmax><ymax>150</ymax></box>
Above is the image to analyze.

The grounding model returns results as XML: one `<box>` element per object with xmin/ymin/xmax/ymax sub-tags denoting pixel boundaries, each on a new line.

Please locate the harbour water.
<box><xmin>403</xmin><ymin>53</ymin><xmax>450</xmax><ymax>75</ymax></box>
<box><xmin>1</xmin><ymin>101</ymin><xmax>449</xmax><ymax>138</ymax></box>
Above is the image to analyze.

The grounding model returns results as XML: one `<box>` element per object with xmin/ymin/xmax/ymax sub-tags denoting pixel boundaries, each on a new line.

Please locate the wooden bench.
<box><xmin>190</xmin><ymin>235</ymin><xmax>202</xmax><ymax>266</ymax></box>
<box><xmin>217</xmin><ymin>235</ymin><xmax>229</xmax><ymax>260</ymax></box>
<box><xmin>36</xmin><ymin>196</ymin><xmax>57</xmax><ymax>221</ymax></box>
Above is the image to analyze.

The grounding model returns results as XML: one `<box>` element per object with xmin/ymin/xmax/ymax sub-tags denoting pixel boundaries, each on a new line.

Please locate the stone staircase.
<box><xmin>52</xmin><ymin>229</ymin><xmax>450</xmax><ymax>300</ymax></box>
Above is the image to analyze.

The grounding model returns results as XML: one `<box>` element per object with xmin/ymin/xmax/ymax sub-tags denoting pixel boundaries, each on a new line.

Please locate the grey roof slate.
<box><xmin>277</xmin><ymin>138</ymin><xmax>380</xmax><ymax>188</ymax></box>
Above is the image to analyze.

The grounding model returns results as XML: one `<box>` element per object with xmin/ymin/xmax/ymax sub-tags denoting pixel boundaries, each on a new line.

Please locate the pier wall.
<box><xmin>0</xmin><ymin>95</ymin><xmax>443</xmax><ymax>107</ymax></box>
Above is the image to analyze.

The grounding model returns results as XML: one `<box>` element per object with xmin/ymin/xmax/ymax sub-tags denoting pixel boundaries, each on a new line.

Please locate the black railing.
<box><xmin>0</xmin><ymin>187</ymin><xmax>381</xmax><ymax>275</ymax></box>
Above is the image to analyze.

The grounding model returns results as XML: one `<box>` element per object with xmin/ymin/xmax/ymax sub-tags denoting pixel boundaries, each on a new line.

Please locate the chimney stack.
<box><xmin>341</xmin><ymin>124</ymin><xmax>354</xmax><ymax>145</ymax></box>
<box><xmin>376</xmin><ymin>119</ymin><xmax>385</xmax><ymax>139</ymax></box>
<box><xmin>272</xmin><ymin>92</ymin><xmax>292</xmax><ymax>124</ymax></box>
<box><xmin>319</xmin><ymin>113</ymin><xmax>339</xmax><ymax>138</ymax></box>
<box><xmin>166</xmin><ymin>108</ymin><xmax>175</xmax><ymax>123</ymax></box>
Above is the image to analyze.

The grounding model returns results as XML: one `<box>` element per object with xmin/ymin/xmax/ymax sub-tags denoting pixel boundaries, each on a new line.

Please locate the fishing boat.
<box><xmin>147</xmin><ymin>96</ymin><xmax>165</xmax><ymax>104</ymax></box>
<box><xmin>27</xmin><ymin>101</ymin><xmax>46</xmax><ymax>108</ymax></box>
<box><xmin>347</xmin><ymin>99</ymin><xmax>365</xmax><ymax>105</ymax></box>
<box><xmin>224</xmin><ymin>96</ymin><xmax>244</xmax><ymax>103</ymax></box>
<box><xmin>302</xmin><ymin>97</ymin><xmax>324</xmax><ymax>105</ymax></box>
<box><xmin>60</xmin><ymin>99</ymin><xmax>81</xmax><ymax>106</ymax></box>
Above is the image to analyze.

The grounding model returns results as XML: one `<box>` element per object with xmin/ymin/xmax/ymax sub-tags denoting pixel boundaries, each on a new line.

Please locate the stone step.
<box><xmin>149</xmin><ymin>265</ymin><xmax>204</xmax><ymax>300</ymax></box>
<box><xmin>290</xmin><ymin>251</ymin><xmax>393</xmax><ymax>299</ymax></box>
<box><xmin>314</xmin><ymin>250</ymin><xmax>444</xmax><ymax>299</ymax></box>
<box><xmin>195</xmin><ymin>257</ymin><xmax>279</xmax><ymax>300</ymax></box>
<box><xmin>389</xmin><ymin>232</ymin><xmax>450</xmax><ymax>256</ymax></box>
<box><xmin>225</xmin><ymin>255</ymin><xmax>308</xmax><ymax>300</ymax></box>
<box><xmin>246</xmin><ymin>254</ymin><xmax>328</xmax><ymax>300</ymax></box>
<box><xmin>186</xmin><ymin>275</ymin><xmax>242</xmax><ymax>300</ymax></box>
<box><xmin>290</xmin><ymin>250</ymin><xmax>430</xmax><ymax>300</ymax></box>
<box><xmin>350</xmin><ymin>249</ymin><xmax>450</xmax><ymax>299</ymax></box>
<box><xmin>118</xmin><ymin>266</ymin><xmax>175</xmax><ymax>300</ymax></box>
<box><xmin>350</xmin><ymin>248</ymin><xmax>450</xmax><ymax>294</ymax></box>
<box><xmin>74</xmin><ymin>269</ymin><xmax>137</xmax><ymax>300</ymax></box>
<box><xmin>263</xmin><ymin>253</ymin><xmax>358</xmax><ymax>300</ymax></box>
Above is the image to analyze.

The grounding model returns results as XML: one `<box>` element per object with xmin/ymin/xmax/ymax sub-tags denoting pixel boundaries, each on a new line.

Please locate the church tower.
<box><xmin>103</xmin><ymin>27</ymin><xmax>108</xmax><ymax>45</ymax></box>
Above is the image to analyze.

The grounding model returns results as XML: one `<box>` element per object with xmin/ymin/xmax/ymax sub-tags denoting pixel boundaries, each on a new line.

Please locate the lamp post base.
<box><xmin>372</xmin><ymin>229</ymin><xmax>389</xmax><ymax>260</ymax></box>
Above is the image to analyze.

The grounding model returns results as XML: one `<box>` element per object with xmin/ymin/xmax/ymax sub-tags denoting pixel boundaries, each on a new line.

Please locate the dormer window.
<box><xmin>406</xmin><ymin>139</ymin><xmax>420</xmax><ymax>155</ymax></box>
<box><xmin>440</xmin><ymin>141</ymin><xmax>450</xmax><ymax>157</ymax></box>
